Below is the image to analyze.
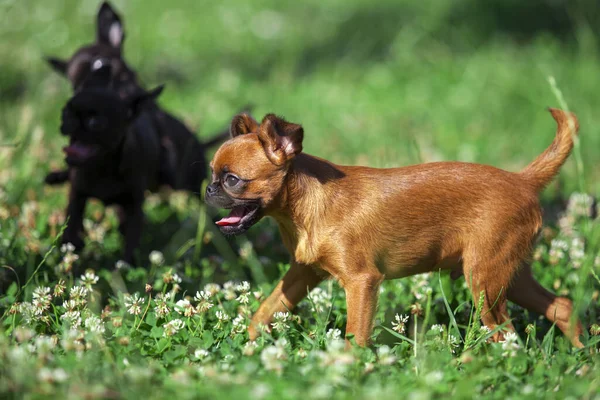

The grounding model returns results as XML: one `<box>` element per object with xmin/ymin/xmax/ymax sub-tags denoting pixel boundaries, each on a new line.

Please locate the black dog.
<box><xmin>45</xmin><ymin>1</ymin><xmax>230</xmax><ymax>191</ymax></box>
<box><xmin>60</xmin><ymin>63</ymin><xmax>166</xmax><ymax>263</ymax></box>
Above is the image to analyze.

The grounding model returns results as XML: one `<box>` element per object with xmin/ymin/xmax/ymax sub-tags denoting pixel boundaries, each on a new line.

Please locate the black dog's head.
<box><xmin>60</xmin><ymin>63</ymin><xmax>163</xmax><ymax>167</ymax></box>
<box><xmin>46</xmin><ymin>2</ymin><xmax>138</xmax><ymax>97</ymax></box>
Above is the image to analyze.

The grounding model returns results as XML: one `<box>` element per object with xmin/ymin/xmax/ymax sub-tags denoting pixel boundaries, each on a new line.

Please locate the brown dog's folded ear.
<box><xmin>258</xmin><ymin>114</ymin><xmax>304</xmax><ymax>166</ymax></box>
<box><xmin>230</xmin><ymin>113</ymin><xmax>259</xmax><ymax>138</ymax></box>
<box><xmin>97</xmin><ymin>1</ymin><xmax>124</xmax><ymax>50</ymax></box>
<box><xmin>46</xmin><ymin>57</ymin><xmax>68</xmax><ymax>76</ymax></box>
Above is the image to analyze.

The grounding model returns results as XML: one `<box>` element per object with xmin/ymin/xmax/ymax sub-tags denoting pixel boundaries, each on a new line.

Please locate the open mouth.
<box><xmin>215</xmin><ymin>204</ymin><xmax>261</xmax><ymax>234</ymax></box>
<box><xmin>63</xmin><ymin>142</ymin><xmax>98</xmax><ymax>164</ymax></box>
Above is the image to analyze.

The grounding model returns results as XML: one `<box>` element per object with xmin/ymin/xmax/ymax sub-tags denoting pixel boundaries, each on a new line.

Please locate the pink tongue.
<box><xmin>216</xmin><ymin>206</ymin><xmax>246</xmax><ymax>226</ymax></box>
<box><xmin>63</xmin><ymin>143</ymin><xmax>92</xmax><ymax>158</ymax></box>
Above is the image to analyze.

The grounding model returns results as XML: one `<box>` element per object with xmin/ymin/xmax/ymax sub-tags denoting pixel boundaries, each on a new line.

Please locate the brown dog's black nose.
<box><xmin>206</xmin><ymin>183</ymin><xmax>219</xmax><ymax>197</ymax></box>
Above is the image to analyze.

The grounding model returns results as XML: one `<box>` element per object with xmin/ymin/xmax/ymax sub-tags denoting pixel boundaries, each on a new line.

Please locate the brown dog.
<box><xmin>205</xmin><ymin>109</ymin><xmax>583</xmax><ymax>348</ymax></box>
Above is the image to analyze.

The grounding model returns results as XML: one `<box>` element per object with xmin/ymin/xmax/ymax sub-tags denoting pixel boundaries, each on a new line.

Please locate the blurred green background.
<box><xmin>1</xmin><ymin>0</ymin><xmax>599</xmax><ymax>200</ymax></box>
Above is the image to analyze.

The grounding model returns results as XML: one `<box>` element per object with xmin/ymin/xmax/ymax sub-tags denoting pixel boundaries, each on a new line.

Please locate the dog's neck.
<box><xmin>269</xmin><ymin>153</ymin><xmax>346</xmax><ymax>264</ymax></box>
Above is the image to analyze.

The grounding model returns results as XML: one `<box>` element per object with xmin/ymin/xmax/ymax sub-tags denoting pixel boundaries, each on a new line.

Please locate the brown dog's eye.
<box><xmin>224</xmin><ymin>174</ymin><xmax>240</xmax><ymax>188</ymax></box>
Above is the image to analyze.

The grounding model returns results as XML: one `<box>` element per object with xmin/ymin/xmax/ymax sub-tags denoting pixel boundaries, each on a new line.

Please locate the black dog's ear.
<box><xmin>127</xmin><ymin>85</ymin><xmax>164</xmax><ymax>119</ymax></box>
<box><xmin>96</xmin><ymin>2</ymin><xmax>124</xmax><ymax>50</ymax></box>
<box><xmin>230</xmin><ymin>113</ymin><xmax>259</xmax><ymax>138</ymax></box>
<box><xmin>45</xmin><ymin>57</ymin><xmax>68</xmax><ymax>76</ymax></box>
<box><xmin>81</xmin><ymin>61</ymin><xmax>112</xmax><ymax>89</ymax></box>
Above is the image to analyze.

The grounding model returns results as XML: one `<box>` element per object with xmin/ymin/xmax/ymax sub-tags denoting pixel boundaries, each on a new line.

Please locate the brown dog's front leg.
<box><xmin>343</xmin><ymin>272</ymin><xmax>384</xmax><ymax>347</ymax></box>
<box><xmin>63</xmin><ymin>190</ymin><xmax>87</xmax><ymax>250</ymax></box>
<box><xmin>122</xmin><ymin>201</ymin><xmax>144</xmax><ymax>265</ymax></box>
<box><xmin>249</xmin><ymin>261</ymin><xmax>324</xmax><ymax>340</ymax></box>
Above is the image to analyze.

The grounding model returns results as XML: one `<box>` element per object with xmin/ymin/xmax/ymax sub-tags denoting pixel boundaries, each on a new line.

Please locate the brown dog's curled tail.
<box><xmin>519</xmin><ymin>108</ymin><xmax>579</xmax><ymax>191</ymax></box>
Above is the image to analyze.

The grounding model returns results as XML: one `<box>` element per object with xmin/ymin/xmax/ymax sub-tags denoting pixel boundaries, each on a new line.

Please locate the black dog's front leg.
<box><xmin>63</xmin><ymin>189</ymin><xmax>87</xmax><ymax>250</ymax></box>
<box><xmin>121</xmin><ymin>199</ymin><xmax>144</xmax><ymax>265</ymax></box>
<box><xmin>45</xmin><ymin>169</ymin><xmax>70</xmax><ymax>185</ymax></box>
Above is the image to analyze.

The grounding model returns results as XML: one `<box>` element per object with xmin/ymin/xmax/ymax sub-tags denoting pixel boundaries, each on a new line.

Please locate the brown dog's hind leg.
<box><xmin>462</xmin><ymin>252</ymin><xmax>516</xmax><ymax>342</ymax></box>
<box><xmin>508</xmin><ymin>264</ymin><xmax>583</xmax><ymax>348</ymax></box>
<box><xmin>249</xmin><ymin>262</ymin><xmax>324</xmax><ymax>340</ymax></box>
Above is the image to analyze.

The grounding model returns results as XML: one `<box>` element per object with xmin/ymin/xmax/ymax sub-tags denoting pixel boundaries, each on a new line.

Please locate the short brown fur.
<box><xmin>207</xmin><ymin>109</ymin><xmax>583</xmax><ymax>348</ymax></box>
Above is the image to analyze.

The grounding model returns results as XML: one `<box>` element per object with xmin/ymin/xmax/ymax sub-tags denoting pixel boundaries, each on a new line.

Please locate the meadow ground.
<box><xmin>1</xmin><ymin>0</ymin><xmax>600</xmax><ymax>398</ymax></box>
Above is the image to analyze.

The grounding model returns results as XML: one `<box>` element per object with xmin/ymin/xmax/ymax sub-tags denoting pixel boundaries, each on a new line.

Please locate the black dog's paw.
<box><xmin>45</xmin><ymin>170</ymin><xmax>70</xmax><ymax>185</ymax></box>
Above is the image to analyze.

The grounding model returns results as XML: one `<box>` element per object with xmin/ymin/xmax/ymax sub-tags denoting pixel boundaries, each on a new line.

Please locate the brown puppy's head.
<box><xmin>205</xmin><ymin>113</ymin><xmax>304</xmax><ymax>235</ymax></box>
<box><xmin>60</xmin><ymin>63</ymin><xmax>162</xmax><ymax>167</ymax></box>
<box><xmin>45</xmin><ymin>2</ymin><xmax>138</xmax><ymax>95</ymax></box>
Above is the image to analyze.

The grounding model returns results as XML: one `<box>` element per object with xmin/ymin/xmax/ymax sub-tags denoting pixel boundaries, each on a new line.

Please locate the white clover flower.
<box><xmin>194</xmin><ymin>291</ymin><xmax>214</xmax><ymax>313</ymax></box>
<box><xmin>61</xmin><ymin>243</ymin><xmax>76</xmax><ymax>253</ymax></box>
<box><xmin>13</xmin><ymin>327</ymin><xmax>34</xmax><ymax>343</ymax></box>
<box><xmin>447</xmin><ymin>335</ymin><xmax>460</xmax><ymax>353</ymax></box>
<box><xmin>38</xmin><ymin>367</ymin><xmax>68</xmax><ymax>383</ymax></box>
<box><xmin>54</xmin><ymin>280</ymin><xmax>66</xmax><ymax>297</ymax></box>
<box><xmin>85</xmin><ymin>315</ymin><xmax>106</xmax><ymax>334</ymax></box>
<box><xmin>566</xmin><ymin>192</ymin><xmax>594</xmax><ymax>218</ymax></box>
<box><xmin>194</xmin><ymin>348</ymin><xmax>210</xmax><ymax>360</ymax></box>
<box><xmin>32</xmin><ymin>287</ymin><xmax>52</xmax><ymax>315</ymax></box>
<box><xmin>61</xmin><ymin>329</ymin><xmax>84</xmax><ymax>353</ymax></box>
<box><xmin>569</xmin><ymin>237</ymin><xmax>585</xmax><ymax>268</ymax></box>
<box><xmin>203</xmin><ymin>283</ymin><xmax>221</xmax><ymax>296</ymax></box>
<box><xmin>409</xmin><ymin>274</ymin><xmax>432</xmax><ymax>300</ymax></box>
<box><xmin>154</xmin><ymin>293</ymin><xmax>171</xmax><ymax>318</ymax></box>
<box><xmin>115</xmin><ymin>260</ymin><xmax>130</xmax><ymax>270</ymax></box>
<box><xmin>62</xmin><ymin>299</ymin><xmax>78</xmax><ymax>312</ymax></box>
<box><xmin>238</xmin><ymin>240</ymin><xmax>253</xmax><ymax>260</ymax></box>
<box><xmin>84</xmin><ymin>219</ymin><xmax>106</xmax><ymax>243</ymax></box>
<box><xmin>251</xmin><ymin>383</ymin><xmax>271</xmax><ymax>400</ymax></box>
<box><xmin>163</xmin><ymin>319</ymin><xmax>185</xmax><ymax>337</ymax></box>
<box><xmin>271</xmin><ymin>311</ymin><xmax>291</xmax><ymax>333</ymax></box>
<box><xmin>58</xmin><ymin>250</ymin><xmax>79</xmax><ymax>273</ymax></box>
<box><xmin>222</xmin><ymin>281</ymin><xmax>237</xmax><ymax>300</ymax></box>
<box><xmin>172</xmin><ymin>273</ymin><xmax>182</xmax><ymax>284</ymax></box>
<box><xmin>80</xmin><ymin>270</ymin><xmax>99</xmax><ymax>289</ymax></box>
<box><xmin>236</xmin><ymin>282</ymin><xmax>251</xmax><ymax>305</ymax></box>
<box><xmin>549</xmin><ymin>239</ymin><xmax>569</xmax><ymax>264</ymax></box>
<box><xmin>34</xmin><ymin>335</ymin><xmax>56</xmax><ymax>355</ymax></box>
<box><xmin>232</xmin><ymin>315</ymin><xmax>247</xmax><ymax>335</ymax></box>
<box><xmin>215</xmin><ymin>310</ymin><xmax>230</xmax><ymax>329</ymax></box>
<box><xmin>19</xmin><ymin>302</ymin><xmax>37</xmax><ymax>324</ymax></box>
<box><xmin>149</xmin><ymin>250</ymin><xmax>165</xmax><ymax>266</ymax></box>
<box><xmin>236</xmin><ymin>281</ymin><xmax>251</xmax><ymax>292</ymax></box>
<box><xmin>124</xmin><ymin>293</ymin><xmax>145</xmax><ymax>316</ymax></box>
<box><xmin>377</xmin><ymin>345</ymin><xmax>397</xmax><ymax>365</ymax></box>
<box><xmin>307</xmin><ymin>287</ymin><xmax>332</xmax><ymax>313</ymax></box>
<box><xmin>501</xmin><ymin>332</ymin><xmax>520</xmax><ymax>357</ymax></box>
<box><xmin>242</xmin><ymin>341</ymin><xmax>258</xmax><ymax>356</ymax></box>
<box><xmin>8</xmin><ymin>347</ymin><xmax>27</xmax><ymax>363</ymax></box>
<box><xmin>325</xmin><ymin>328</ymin><xmax>342</xmax><ymax>341</ymax></box>
<box><xmin>70</xmin><ymin>286</ymin><xmax>89</xmax><ymax>301</ymax></box>
<box><xmin>392</xmin><ymin>313</ymin><xmax>409</xmax><ymax>334</ymax></box>
<box><xmin>174</xmin><ymin>299</ymin><xmax>190</xmax><ymax>314</ymax></box>
<box><xmin>424</xmin><ymin>370</ymin><xmax>444</xmax><ymax>384</ymax></box>
<box><xmin>326</xmin><ymin>338</ymin><xmax>346</xmax><ymax>353</ymax></box>
<box><xmin>260</xmin><ymin>341</ymin><xmax>287</xmax><ymax>374</ymax></box>
<box><xmin>297</xmin><ymin>348</ymin><xmax>308</xmax><ymax>358</ymax></box>
<box><xmin>61</xmin><ymin>310</ymin><xmax>82</xmax><ymax>328</ymax></box>
<box><xmin>479</xmin><ymin>325</ymin><xmax>492</xmax><ymax>335</ymax></box>
<box><xmin>431</xmin><ymin>324</ymin><xmax>445</xmax><ymax>333</ymax></box>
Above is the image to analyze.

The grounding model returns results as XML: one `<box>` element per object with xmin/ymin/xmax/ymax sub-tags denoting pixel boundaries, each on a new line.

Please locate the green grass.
<box><xmin>1</xmin><ymin>0</ymin><xmax>600</xmax><ymax>398</ymax></box>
